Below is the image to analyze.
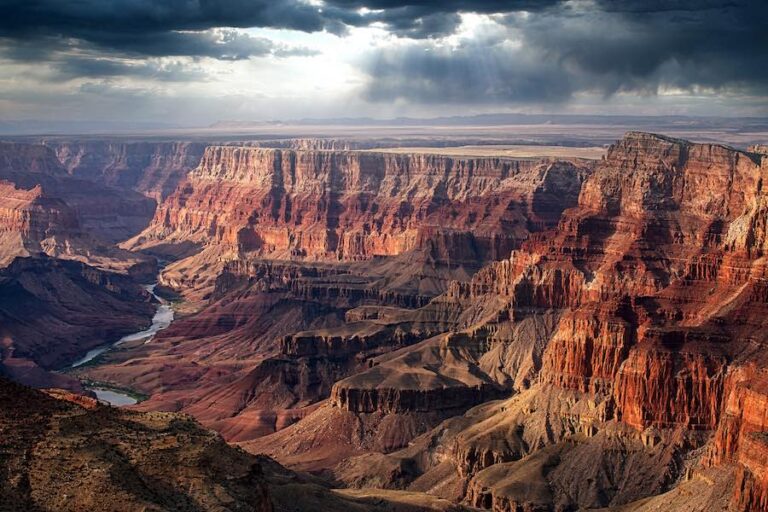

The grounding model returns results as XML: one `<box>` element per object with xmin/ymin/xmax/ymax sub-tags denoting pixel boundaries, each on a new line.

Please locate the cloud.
<box><xmin>0</xmin><ymin>25</ymin><xmax>318</xmax><ymax>86</ymax></box>
<box><xmin>361</xmin><ymin>0</ymin><xmax>768</xmax><ymax>106</ymax></box>
<box><xmin>325</xmin><ymin>1</ymin><xmax>561</xmax><ymax>38</ymax></box>
<box><xmin>0</xmin><ymin>1</ymin><xmax>326</xmax><ymax>76</ymax></box>
<box><xmin>0</xmin><ymin>0</ymin><xmax>766</xmax><ymax>119</ymax></box>
<box><xmin>363</xmin><ymin>40</ymin><xmax>573</xmax><ymax>104</ymax></box>
<box><xmin>50</xmin><ymin>58</ymin><xmax>208</xmax><ymax>82</ymax></box>
<box><xmin>513</xmin><ymin>0</ymin><xmax>768</xmax><ymax>94</ymax></box>
<box><xmin>0</xmin><ymin>27</ymin><xmax>316</xmax><ymax>61</ymax></box>
<box><xmin>0</xmin><ymin>1</ymin><xmax>333</xmax><ymax>39</ymax></box>
<box><xmin>83</xmin><ymin>28</ymin><xmax>318</xmax><ymax>61</ymax></box>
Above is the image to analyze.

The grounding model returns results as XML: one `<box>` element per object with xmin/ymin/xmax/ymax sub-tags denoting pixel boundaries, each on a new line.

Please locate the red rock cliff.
<box><xmin>131</xmin><ymin>147</ymin><xmax>588</xmax><ymax>265</ymax></box>
<box><xmin>46</xmin><ymin>140</ymin><xmax>206</xmax><ymax>201</ymax></box>
<box><xmin>300</xmin><ymin>133</ymin><xmax>768</xmax><ymax>511</ymax></box>
<box><xmin>0</xmin><ymin>143</ymin><xmax>156</xmax><ymax>274</ymax></box>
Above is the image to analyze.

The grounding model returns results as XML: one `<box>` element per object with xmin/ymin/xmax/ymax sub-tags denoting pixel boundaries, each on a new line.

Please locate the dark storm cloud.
<box><xmin>0</xmin><ymin>29</ymin><xmax>315</xmax><ymax>65</ymax></box>
<box><xmin>0</xmin><ymin>0</ymin><xmax>766</xmax><ymax>104</ymax></box>
<box><xmin>0</xmin><ymin>0</ymin><xmax>561</xmax><ymax>59</ymax></box>
<box><xmin>325</xmin><ymin>1</ymin><xmax>562</xmax><ymax>38</ymax></box>
<box><xmin>516</xmin><ymin>0</ymin><xmax>768</xmax><ymax>93</ymax></box>
<box><xmin>364</xmin><ymin>42</ymin><xmax>573</xmax><ymax>104</ymax></box>
<box><xmin>78</xmin><ymin>29</ymin><xmax>308</xmax><ymax>61</ymax></box>
<box><xmin>50</xmin><ymin>58</ymin><xmax>207</xmax><ymax>82</ymax></box>
<box><xmin>0</xmin><ymin>0</ymin><xmax>331</xmax><ymax>69</ymax></box>
<box><xmin>362</xmin><ymin>0</ymin><xmax>768</xmax><ymax>104</ymax></box>
<box><xmin>0</xmin><ymin>0</ymin><xmax>333</xmax><ymax>39</ymax></box>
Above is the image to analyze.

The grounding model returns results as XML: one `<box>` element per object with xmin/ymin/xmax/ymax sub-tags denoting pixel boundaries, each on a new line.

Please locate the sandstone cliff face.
<box><xmin>613</xmin><ymin>337</ymin><xmax>728</xmax><ymax>430</ymax></box>
<box><xmin>541</xmin><ymin>303</ymin><xmax>634</xmax><ymax>394</ymax></box>
<box><xmin>131</xmin><ymin>147</ymin><xmax>586</xmax><ymax>266</ymax></box>
<box><xmin>0</xmin><ymin>142</ymin><xmax>156</xmax><ymax>243</ymax></box>
<box><xmin>273</xmin><ymin>133</ymin><xmax>768</xmax><ymax>511</ymax></box>
<box><xmin>704</xmin><ymin>365</ymin><xmax>768</xmax><ymax>511</ymax></box>
<box><xmin>0</xmin><ymin>182</ymin><xmax>79</xmax><ymax>248</ymax></box>
<box><xmin>124</xmin><ymin>146</ymin><xmax>588</xmax><ymax>307</ymax></box>
<box><xmin>46</xmin><ymin>140</ymin><xmax>206</xmax><ymax>201</ymax></box>
<box><xmin>0</xmin><ymin>142</ymin><xmax>156</xmax><ymax>275</ymax></box>
<box><xmin>0</xmin><ymin>144</ymin><xmax>78</xmax><ymax>255</ymax></box>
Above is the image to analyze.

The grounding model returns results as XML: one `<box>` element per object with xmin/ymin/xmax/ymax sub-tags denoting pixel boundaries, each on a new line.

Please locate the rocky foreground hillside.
<box><xmin>0</xmin><ymin>133</ymin><xmax>766</xmax><ymax>511</ymax></box>
<box><xmin>0</xmin><ymin>377</ymin><xmax>470</xmax><ymax>512</ymax></box>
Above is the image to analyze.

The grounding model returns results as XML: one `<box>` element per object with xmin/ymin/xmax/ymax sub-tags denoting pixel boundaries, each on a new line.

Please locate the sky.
<box><xmin>0</xmin><ymin>0</ymin><xmax>766</xmax><ymax>126</ymax></box>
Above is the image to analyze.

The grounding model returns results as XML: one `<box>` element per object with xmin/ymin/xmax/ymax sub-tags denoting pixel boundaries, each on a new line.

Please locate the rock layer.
<box><xmin>46</xmin><ymin>140</ymin><xmax>206</xmax><ymax>201</ymax></box>
<box><xmin>0</xmin><ymin>142</ymin><xmax>156</xmax><ymax>275</ymax></box>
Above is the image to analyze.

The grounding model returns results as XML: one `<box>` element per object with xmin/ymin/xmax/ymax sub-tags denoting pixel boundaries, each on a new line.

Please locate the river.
<box><xmin>89</xmin><ymin>387</ymin><xmax>139</xmax><ymax>406</ymax></box>
<box><xmin>69</xmin><ymin>283</ymin><xmax>174</xmax><ymax>406</ymax></box>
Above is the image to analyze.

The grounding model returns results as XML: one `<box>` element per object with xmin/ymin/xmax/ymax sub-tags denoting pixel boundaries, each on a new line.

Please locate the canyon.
<box><xmin>0</xmin><ymin>132</ymin><xmax>766</xmax><ymax>511</ymax></box>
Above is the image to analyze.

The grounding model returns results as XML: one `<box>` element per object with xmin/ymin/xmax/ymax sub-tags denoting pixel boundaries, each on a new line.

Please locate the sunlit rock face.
<box><xmin>236</xmin><ymin>133</ymin><xmax>768</xmax><ymax>511</ymax></box>
<box><xmin>130</xmin><ymin>146</ymin><xmax>586</xmax><ymax>262</ymax></box>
